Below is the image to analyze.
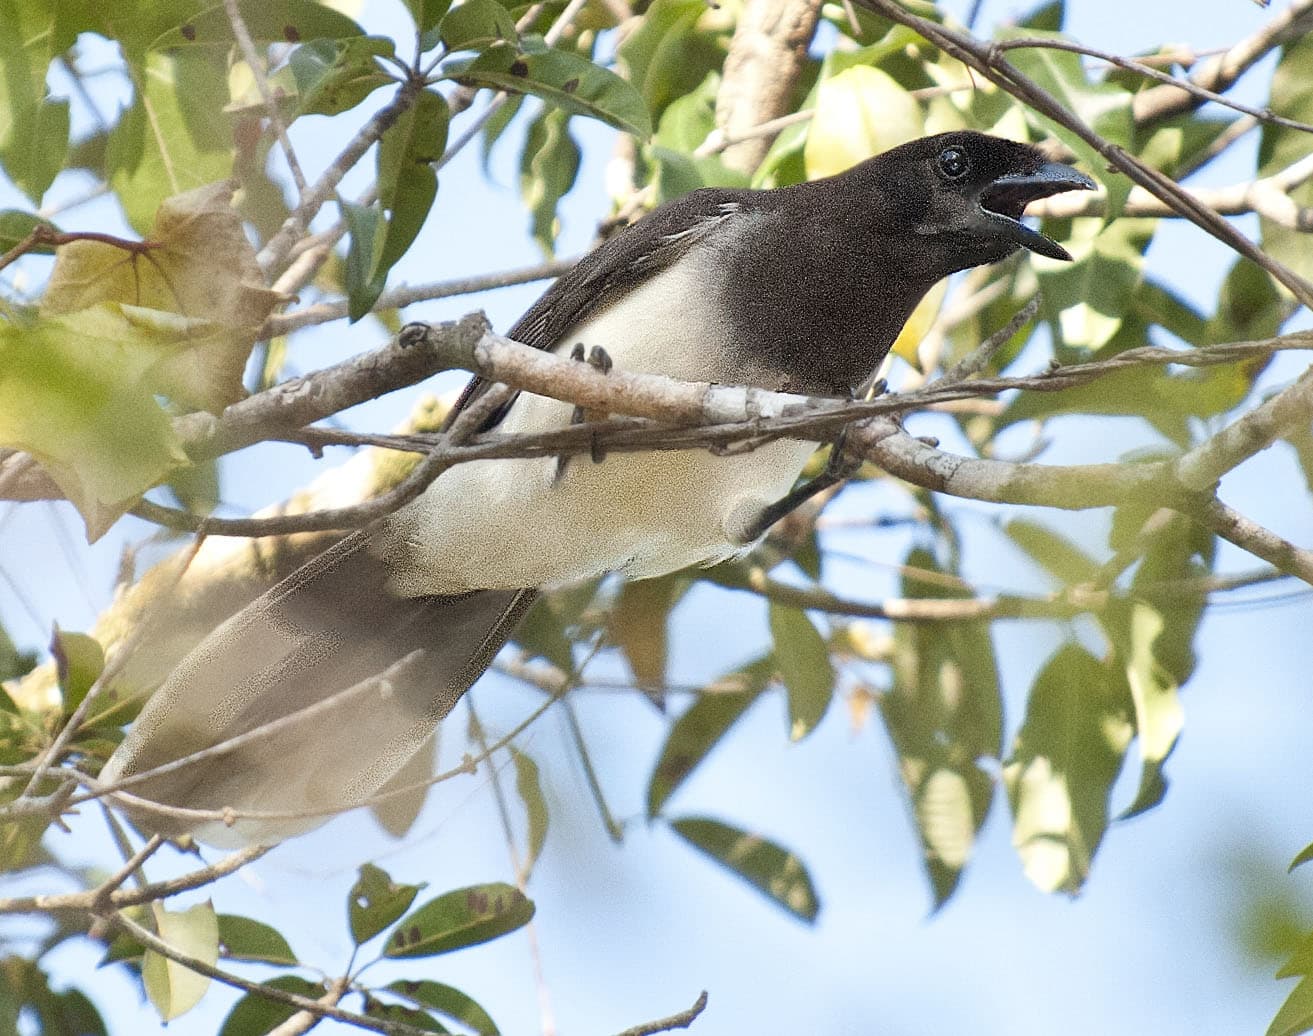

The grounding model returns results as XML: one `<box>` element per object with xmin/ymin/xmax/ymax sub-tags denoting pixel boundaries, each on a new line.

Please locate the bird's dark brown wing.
<box><xmin>447</xmin><ymin>187</ymin><xmax>746</xmax><ymax>430</ymax></box>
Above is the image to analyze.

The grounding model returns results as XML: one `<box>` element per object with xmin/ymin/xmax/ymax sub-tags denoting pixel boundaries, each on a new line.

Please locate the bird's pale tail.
<box><xmin>100</xmin><ymin>531</ymin><xmax>535</xmax><ymax>847</ymax></box>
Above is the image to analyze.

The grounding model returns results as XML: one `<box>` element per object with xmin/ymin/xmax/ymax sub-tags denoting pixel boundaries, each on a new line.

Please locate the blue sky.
<box><xmin>3</xmin><ymin>1</ymin><xmax>1313</xmax><ymax>1034</ymax></box>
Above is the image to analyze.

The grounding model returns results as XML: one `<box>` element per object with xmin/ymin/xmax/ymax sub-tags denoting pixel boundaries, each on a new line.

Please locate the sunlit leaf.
<box><xmin>107</xmin><ymin>50</ymin><xmax>233</xmax><ymax>233</ymax></box>
<box><xmin>384</xmin><ymin>884</ymin><xmax>534</xmax><ymax>958</ymax></box>
<box><xmin>43</xmin><ymin>180</ymin><xmax>283</xmax><ymax>411</ymax></box>
<box><xmin>647</xmin><ymin>657</ymin><xmax>772</xmax><ymax>817</ymax></box>
<box><xmin>1037</xmin><ymin>216</ymin><xmax>1152</xmax><ymax>350</ymax></box>
<box><xmin>141</xmin><ymin>901</ymin><xmax>218</xmax><ymax>1021</ymax></box>
<box><xmin>804</xmin><ymin>65</ymin><xmax>922</xmax><ymax>180</ymax></box>
<box><xmin>1269</xmin><ymin>975</ymin><xmax>1313</xmax><ymax>1036</ymax></box>
<box><xmin>216</xmin><ymin>915</ymin><xmax>298</xmax><ymax>966</ymax></box>
<box><xmin>349</xmin><ymin>863</ymin><xmax>425</xmax><ymax>945</ymax></box>
<box><xmin>618</xmin><ymin>0</ymin><xmax>722</xmax><ymax>119</ymax></box>
<box><xmin>1003</xmin><ymin>644</ymin><xmax>1133</xmax><ymax>895</ymax></box>
<box><xmin>0</xmin><ymin>308</ymin><xmax>188</xmax><ymax>539</ymax></box>
<box><xmin>387</xmin><ymin>979</ymin><xmax>500</xmax><ymax>1035</ymax></box>
<box><xmin>882</xmin><ymin>547</ymin><xmax>1002</xmax><ymax>906</ymax></box>
<box><xmin>670</xmin><ymin>815</ymin><xmax>819</xmax><ymax>923</ymax></box>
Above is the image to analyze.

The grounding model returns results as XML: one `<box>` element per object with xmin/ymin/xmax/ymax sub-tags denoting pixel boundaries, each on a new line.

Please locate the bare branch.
<box><xmin>611</xmin><ymin>991</ymin><xmax>709</xmax><ymax>1036</ymax></box>
<box><xmin>1194</xmin><ymin>498</ymin><xmax>1313</xmax><ymax>584</ymax></box>
<box><xmin>1130</xmin><ymin>0</ymin><xmax>1313</xmax><ymax>125</ymax></box>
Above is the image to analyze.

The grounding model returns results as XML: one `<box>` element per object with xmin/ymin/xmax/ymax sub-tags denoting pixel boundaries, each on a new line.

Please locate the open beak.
<box><xmin>979</xmin><ymin>161</ymin><xmax>1096</xmax><ymax>261</ymax></box>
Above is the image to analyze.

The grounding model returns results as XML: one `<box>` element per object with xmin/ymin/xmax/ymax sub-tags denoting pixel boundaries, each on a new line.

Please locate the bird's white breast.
<box><xmin>381</xmin><ymin>249</ymin><xmax>819</xmax><ymax>596</ymax></box>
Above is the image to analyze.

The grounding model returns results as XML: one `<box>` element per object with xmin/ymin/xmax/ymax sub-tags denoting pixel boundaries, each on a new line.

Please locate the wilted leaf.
<box><xmin>43</xmin><ymin>181</ymin><xmax>286</xmax><ymax>411</ymax></box>
<box><xmin>647</xmin><ymin>657</ymin><xmax>772</xmax><ymax>817</ymax></box>
<box><xmin>769</xmin><ymin>604</ymin><xmax>834</xmax><ymax>742</ymax></box>
<box><xmin>142</xmin><ymin>901</ymin><xmax>219</xmax><ymax>1021</ymax></box>
<box><xmin>217</xmin><ymin>915</ymin><xmax>298</xmax><ymax>966</ymax></box>
<box><xmin>445</xmin><ymin>43</ymin><xmax>651</xmax><ymax>138</ymax></box>
<box><xmin>511</xmin><ymin>748</ymin><xmax>549</xmax><ymax>881</ymax></box>
<box><xmin>384</xmin><ymin>884</ymin><xmax>534</xmax><ymax>958</ymax></box>
<box><xmin>387</xmin><ymin>980</ymin><xmax>500</xmax><ymax>1035</ymax></box>
<box><xmin>349</xmin><ymin>863</ymin><xmax>425</xmax><ymax>945</ymax></box>
<box><xmin>671</xmin><ymin>815</ymin><xmax>819</xmax><ymax>923</ymax></box>
<box><xmin>218</xmin><ymin>976</ymin><xmax>323</xmax><ymax>1036</ymax></box>
<box><xmin>1003</xmin><ymin>644</ymin><xmax>1133</xmax><ymax>895</ymax></box>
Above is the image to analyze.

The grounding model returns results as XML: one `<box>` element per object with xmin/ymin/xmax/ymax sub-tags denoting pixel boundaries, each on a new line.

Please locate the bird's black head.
<box><xmin>851</xmin><ymin>130</ymin><xmax>1095</xmax><ymax>274</ymax></box>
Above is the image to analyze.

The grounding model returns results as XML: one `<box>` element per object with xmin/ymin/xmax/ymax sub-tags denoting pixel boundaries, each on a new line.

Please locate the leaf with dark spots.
<box><xmin>510</xmin><ymin>59</ymin><xmax>529</xmax><ymax>77</ymax></box>
<box><xmin>348</xmin><ymin>863</ymin><xmax>425</xmax><ymax>945</ymax></box>
<box><xmin>284</xmin><ymin>24</ymin><xmax>301</xmax><ymax>42</ymax></box>
<box><xmin>180</xmin><ymin>24</ymin><xmax>196</xmax><ymax>41</ymax></box>
<box><xmin>384</xmin><ymin>883</ymin><xmax>534</xmax><ymax>959</ymax></box>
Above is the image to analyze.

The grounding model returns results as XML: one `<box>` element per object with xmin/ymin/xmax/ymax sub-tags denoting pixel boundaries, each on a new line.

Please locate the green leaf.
<box><xmin>1037</xmin><ymin>216</ymin><xmax>1153</xmax><ymax>350</ymax></box>
<box><xmin>511</xmin><ymin>748</ymin><xmax>549</xmax><ymax>881</ymax></box>
<box><xmin>107</xmin><ymin>50</ymin><xmax>234</xmax><ymax>233</ymax></box>
<box><xmin>289</xmin><ymin>37</ymin><xmax>396</xmax><ymax>117</ymax></box>
<box><xmin>1293</xmin><ymin>844</ymin><xmax>1313</xmax><ymax>873</ymax></box>
<box><xmin>50</xmin><ymin>628</ymin><xmax>104</xmax><ymax>718</ymax></box>
<box><xmin>1003</xmin><ymin>644</ymin><xmax>1134</xmax><ymax>895</ymax></box>
<box><xmin>1005</xmin><ymin>518</ymin><xmax>1100</xmax><ymax>587</ymax></box>
<box><xmin>0</xmin><ymin>308</ymin><xmax>188</xmax><ymax>539</ymax></box>
<box><xmin>366</xmin><ymin>1000</ymin><xmax>450</xmax><ymax>1033</ymax></box>
<box><xmin>768</xmin><ymin>604</ymin><xmax>834</xmax><ymax>742</ymax></box>
<box><xmin>1269</xmin><ymin>975</ymin><xmax>1313</xmax><ymax>1036</ymax></box>
<box><xmin>439</xmin><ymin>0</ymin><xmax>519</xmax><ymax>52</ymax></box>
<box><xmin>617</xmin><ymin>0</ymin><xmax>723</xmax><ymax>119</ymax></box>
<box><xmin>218</xmin><ymin>976</ymin><xmax>323</xmax><ymax>1036</ymax></box>
<box><xmin>1001</xmin><ymin>29</ymin><xmax>1131</xmax><ymax>217</ymax></box>
<box><xmin>647</xmin><ymin>657</ymin><xmax>771</xmax><ymax>817</ymax></box>
<box><xmin>445</xmin><ymin>43</ymin><xmax>651</xmax><ymax>137</ymax></box>
<box><xmin>882</xmin><ymin>547</ymin><xmax>1002</xmax><ymax>906</ymax></box>
<box><xmin>0</xmin><ymin>624</ymin><xmax>37</xmax><ymax>684</ymax></box>
<box><xmin>609</xmin><ymin>575</ymin><xmax>687</xmax><ymax>695</ymax></box>
<box><xmin>376</xmin><ymin>88</ymin><xmax>447</xmax><ymax>277</ymax></box>
<box><xmin>648</xmin><ymin>73</ymin><xmax>748</xmax><ymax>200</ymax></box>
<box><xmin>519</xmin><ymin>108</ymin><xmax>580</xmax><ymax>255</ymax></box>
<box><xmin>349</xmin><ymin>863</ymin><xmax>425</xmax><ymax>945</ymax></box>
<box><xmin>512</xmin><ymin>596</ymin><xmax>575</xmax><ymax>672</ymax></box>
<box><xmin>670</xmin><ymin>816</ymin><xmax>819</xmax><ymax>923</ymax></box>
<box><xmin>217</xmin><ymin>915</ymin><xmax>298</xmax><ymax>966</ymax></box>
<box><xmin>0</xmin><ymin>209</ymin><xmax>56</xmax><ymax>253</ymax></box>
<box><xmin>407</xmin><ymin>0</ymin><xmax>455</xmax><ymax>38</ymax></box>
<box><xmin>142</xmin><ymin>901</ymin><xmax>219</xmax><ymax>1021</ymax></box>
<box><xmin>149</xmin><ymin>0</ymin><xmax>366</xmax><ymax>50</ymax></box>
<box><xmin>386</xmin><ymin>980</ymin><xmax>500</xmax><ymax>1035</ymax></box>
<box><xmin>384</xmin><ymin>883</ymin><xmax>534</xmax><ymax>958</ymax></box>
<box><xmin>343</xmin><ymin>199</ymin><xmax>387</xmax><ymax>321</ymax></box>
<box><xmin>1258</xmin><ymin>33</ymin><xmax>1313</xmax><ymax>288</ymax></box>
<box><xmin>2</xmin><ymin>96</ymin><xmax>69</xmax><ymax>205</ymax></box>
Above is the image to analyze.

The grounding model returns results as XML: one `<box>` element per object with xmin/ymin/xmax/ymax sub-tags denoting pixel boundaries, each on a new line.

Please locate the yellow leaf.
<box><xmin>890</xmin><ymin>281</ymin><xmax>946</xmax><ymax>370</ymax></box>
<box><xmin>141</xmin><ymin>901</ymin><xmax>218</xmax><ymax>1021</ymax></box>
<box><xmin>42</xmin><ymin>182</ymin><xmax>287</xmax><ymax>411</ymax></box>
<box><xmin>804</xmin><ymin>66</ymin><xmax>924</xmax><ymax>181</ymax></box>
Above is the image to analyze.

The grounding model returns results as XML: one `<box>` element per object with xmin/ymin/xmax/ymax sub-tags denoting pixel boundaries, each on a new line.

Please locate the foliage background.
<box><xmin>1</xmin><ymin>0</ymin><xmax>1312</xmax><ymax>1033</ymax></box>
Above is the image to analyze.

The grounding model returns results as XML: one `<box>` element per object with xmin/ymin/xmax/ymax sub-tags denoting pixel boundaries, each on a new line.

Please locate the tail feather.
<box><xmin>101</xmin><ymin>531</ymin><xmax>535</xmax><ymax>847</ymax></box>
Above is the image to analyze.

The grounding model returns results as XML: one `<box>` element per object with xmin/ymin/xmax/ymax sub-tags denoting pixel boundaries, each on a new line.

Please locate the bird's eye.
<box><xmin>937</xmin><ymin>147</ymin><xmax>969</xmax><ymax>179</ymax></box>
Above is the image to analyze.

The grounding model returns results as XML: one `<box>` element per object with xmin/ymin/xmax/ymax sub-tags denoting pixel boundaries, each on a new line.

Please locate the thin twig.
<box><xmin>611</xmin><ymin>991</ymin><xmax>709</xmax><ymax>1036</ymax></box>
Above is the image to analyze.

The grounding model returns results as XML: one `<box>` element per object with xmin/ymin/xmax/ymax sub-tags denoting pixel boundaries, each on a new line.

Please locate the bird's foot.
<box><xmin>555</xmin><ymin>344</ymin><xmax>613</xmax><ymax>481</ymax></box>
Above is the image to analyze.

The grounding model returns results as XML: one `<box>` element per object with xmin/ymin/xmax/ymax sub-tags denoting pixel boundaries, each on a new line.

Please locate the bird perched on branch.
<box><xmin>102</xmin><ymin>131</ymin><xmax>1094</xmax><ymax>847</ymax></box>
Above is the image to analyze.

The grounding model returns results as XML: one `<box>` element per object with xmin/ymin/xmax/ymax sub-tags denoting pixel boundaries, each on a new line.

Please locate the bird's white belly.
<box><xmin>381</xmin><ymin>258</ymin><xmax>820</xmax><ymax>596</ymax></box>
